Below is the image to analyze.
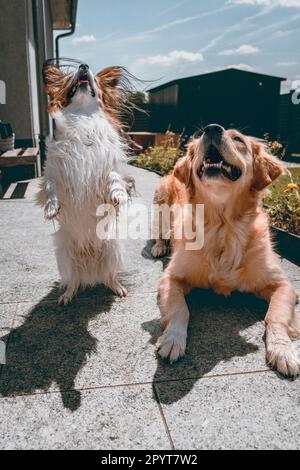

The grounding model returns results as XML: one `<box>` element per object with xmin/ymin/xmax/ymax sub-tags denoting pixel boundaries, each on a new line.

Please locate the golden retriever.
<box><xmin>152</xmin><ymin>124</ymin><xmax>300</xmax><ymax>378</ymax></box>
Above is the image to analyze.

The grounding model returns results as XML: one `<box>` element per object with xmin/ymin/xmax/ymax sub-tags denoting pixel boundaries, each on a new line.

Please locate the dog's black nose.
<box><xmin>204</xmin><ymin>124</ymin><xmax>224</xmax><ymax>138</ymax></box>
<box><xmin>79</xmin><ymin>64</ymin><xmax>89</xmax><ymax>71</ymax></box>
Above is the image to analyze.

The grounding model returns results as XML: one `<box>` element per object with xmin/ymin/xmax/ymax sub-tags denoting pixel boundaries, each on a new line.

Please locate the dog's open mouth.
<box><xmin>198</xmin><ymin>145</ymin><xmax>242</xmax><ymax>181</ymax></box>
<box><xmin>68</xmin><ymin>72</ymin><xmax>96</xmax><ymax>98</ymax></box>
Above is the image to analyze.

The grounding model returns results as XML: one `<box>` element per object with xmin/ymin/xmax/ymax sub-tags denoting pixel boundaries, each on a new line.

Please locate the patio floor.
<box><xmin>0</xmin><ymin>166</ymin><xmax>299</xmax><ymax>450</ymax></box>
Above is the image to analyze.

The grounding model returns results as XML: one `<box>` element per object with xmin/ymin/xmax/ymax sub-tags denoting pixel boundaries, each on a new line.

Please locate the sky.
<box><xmin>58</xmin><ymin>0</ymin><xmax>300</xmax><ymax>93</ymax></box>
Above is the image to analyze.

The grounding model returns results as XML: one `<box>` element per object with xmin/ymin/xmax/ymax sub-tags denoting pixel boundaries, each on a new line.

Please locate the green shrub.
<box><xmin>134</xmin><ymin>131</ymin><xmax>184</xmax><ymax>175</ymax></box>
<box><xmin>264</xmin><ymin>169</ymin><xmax>300</xmax><ymax>236</ymax></box>
<box><xmin>263</xmin><ymin>134</ymin><xmax>300</xmax><ymax>236</ymax></box>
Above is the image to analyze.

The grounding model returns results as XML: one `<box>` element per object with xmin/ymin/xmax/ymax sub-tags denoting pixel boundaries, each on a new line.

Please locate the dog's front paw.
<box><xmin>45</xmin><ymin>200</ymin><xmax>60</xmax><ymax>220</ymax></box>
<box><xmin>266</xmin><ymin>326</ymin><xmax>300</xmax><ymax>377</ymax></box>
<box><xmin>267</xmin><ymin>342</ymin><xmax>300</xmax><ymax>378</ymax></box>
<box><xmin>157</xmin><ymin>325</ymin><xmax>187</xmax><ymax>363</ymax></box>
<box><xmin>111</xmin><ymin>190</ymin><xmax>128</xmax><ymax>207</ymax></box>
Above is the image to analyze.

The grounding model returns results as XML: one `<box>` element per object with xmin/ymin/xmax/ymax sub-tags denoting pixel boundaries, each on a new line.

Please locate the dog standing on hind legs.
<box><xmin>38</xmin><ymin>62</ymin><xmax>135</xmax><ymax>305</ymax></box>
<box><xmin>152</xmin><ymin>125</ymin><xmax>300</xmax><ymax>378</ymax></box>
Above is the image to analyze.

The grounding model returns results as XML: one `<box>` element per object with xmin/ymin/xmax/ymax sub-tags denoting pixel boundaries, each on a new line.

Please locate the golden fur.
<box><xmin>152</xmin><ymin>128</ymin><xmax>300</xmax><ymax>377</ymax></box>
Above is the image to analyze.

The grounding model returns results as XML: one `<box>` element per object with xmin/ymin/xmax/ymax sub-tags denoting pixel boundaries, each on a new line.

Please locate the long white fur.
<box><xmin>38</xmin><ymin>88</ymin><xmax>129</xmax><ymax>304</ymax></box>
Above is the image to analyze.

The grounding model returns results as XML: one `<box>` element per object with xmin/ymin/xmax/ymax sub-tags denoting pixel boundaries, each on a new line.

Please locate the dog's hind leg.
<box><xmin>58</xmin><ymin>281</ymin><xmax>80</xmax><ymax>306</ymax></box>
<box><xmin>105</xmin><ymin>259</ymin><xmax>128</xmax><ymax>298</ymax></box>
<box><xmin>107</xmin><ymin>279</ymin><xmax>128</xmax><ymax>298</ymax></box>
<box><xmin>100</xmin><ymin>240</ymin><xmax>127</xmax><ymax>297</ymax></box>
<box><xmin>55</xmin><ymin>232</ymin><xmax>80</xmax><ymax>305</ymax></box>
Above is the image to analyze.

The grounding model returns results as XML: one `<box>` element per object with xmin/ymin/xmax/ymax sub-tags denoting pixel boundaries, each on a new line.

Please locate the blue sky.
<box><xmin>59</xmin><ymin>0</ymin><xmax>300</xmax><ymax>93</ymax></box>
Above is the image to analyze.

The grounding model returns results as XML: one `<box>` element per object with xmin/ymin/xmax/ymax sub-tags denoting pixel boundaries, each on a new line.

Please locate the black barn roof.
<box><xmin>148</xmin><ymin>68</ymin><xmax>286</xmax><ymax>93</ymax></box>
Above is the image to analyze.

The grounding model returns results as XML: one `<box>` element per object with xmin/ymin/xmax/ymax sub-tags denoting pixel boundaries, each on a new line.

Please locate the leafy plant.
<box><xmin>263</xmin><ymin>133</ymin><xmax>286</xmax><ymax>161</ymax></box>
<box><xmin>264</xmin><ymin>168</ymin><xmax>300</xmax><ymax>236</ymax></box>
<box><xmin>134</xmin><ymin>131</ymin><xmax>185</xmax><ymax>175</ymax></box>
<box><xmin>263</xmin><ymin>135</ymin><xmax>300</xmax><ymax>236</ymax></box>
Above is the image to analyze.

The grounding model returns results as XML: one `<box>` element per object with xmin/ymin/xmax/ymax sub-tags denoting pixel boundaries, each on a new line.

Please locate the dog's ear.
<box><xmin>42</xmin><ymin>65</ymin><xmax>66</xmax><ymax>99</ymax></box>
<box><xmin>174</xmin><ymin>142</ymin><xmax>195</xmax><ymax>187</ymax></box>
<box><xmin>95</xmin><ymin>67</ymin><xmax>123</xmax><ymax>125</ymax></box>
<box><xmin>96</xmin><ymin>66</ymin><xmax>121</xmax><ymax>89</ymax></box>
<box><xmin>251</xmin><ymin>140</ymin><xmax>284</xmax><ymax>191</ymax></box>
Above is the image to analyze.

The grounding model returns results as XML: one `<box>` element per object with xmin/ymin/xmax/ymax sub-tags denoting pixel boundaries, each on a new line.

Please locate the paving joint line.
<box><xmin>0</xmin><ymin>369</ymin><xmax>272</xmax><ymax>401</ymax></box>
<box><xmin>153</xmin><ymin>384</ymin><xmax>175</xmax><ymax>450</ymax></box>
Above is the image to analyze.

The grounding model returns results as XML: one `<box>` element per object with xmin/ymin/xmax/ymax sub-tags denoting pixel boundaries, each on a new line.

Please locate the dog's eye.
<box><xmin>234</xmin><ymin>136</ymin><xmax>243</xmax><ymax>143</ymax></box>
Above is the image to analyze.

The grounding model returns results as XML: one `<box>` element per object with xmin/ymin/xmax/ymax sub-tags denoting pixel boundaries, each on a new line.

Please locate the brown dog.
<box><xmin>152</xmin><ymin>124</ymin><xmax>300</xmax><ymax>378</ymax></box>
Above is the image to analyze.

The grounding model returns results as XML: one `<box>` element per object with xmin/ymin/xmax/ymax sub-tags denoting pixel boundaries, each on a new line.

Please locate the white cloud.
<box><xmin>228</xmin><ymin>0</ymin><xmax>300</xmax><ymax>7</ymax></box>
<box><xmin>219</xmin><ymin>44</ymin><xmax>260</xmax><ymax>55</ymax></box>
<box><xmin>138</xmin><ymin>50</ymin><xmax>204</xmax><ymax>67</ymax></box>
<box><xmin>72</xmin><ymin>35</ymin><xmax>96</xmax><ymax>45</ymax></box>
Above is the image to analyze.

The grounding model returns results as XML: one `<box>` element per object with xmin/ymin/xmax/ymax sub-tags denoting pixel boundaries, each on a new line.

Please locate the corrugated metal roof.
<box><xmin>50</xmin><ymin>0</ymin><xmax>78</xmax><ymax>30</ymax></box>
<box><xmin>148</xmin><ymin>68</ymin><xmax>286</xmax><ymax>93</ymax></box>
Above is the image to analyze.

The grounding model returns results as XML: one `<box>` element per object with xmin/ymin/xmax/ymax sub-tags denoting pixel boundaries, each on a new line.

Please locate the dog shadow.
<box><xmin>142</xmin><ymin>243</ymin><xmax>268</xmax><ymax>405</ymax></box>
<box><xmin>0</xmin><ymin>285</ymin><xmax>115</xmax><ymax>412</ymax></box>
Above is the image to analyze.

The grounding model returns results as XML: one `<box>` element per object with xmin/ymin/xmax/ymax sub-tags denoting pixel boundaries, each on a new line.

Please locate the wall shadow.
<box><xmin>0</xmin><ymin>285</ymin><xmax>116</xmax><ymax>411</ymax></box>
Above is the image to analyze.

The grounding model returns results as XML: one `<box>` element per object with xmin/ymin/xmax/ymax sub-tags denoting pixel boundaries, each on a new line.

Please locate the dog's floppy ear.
<box><xmin>95</xmin><ymin>67</ymin><xmax>123</xmax><ymax>125</ymax></box>
<box><xmin>251</xmin><ymin>140</ymin><xmax>284</xmax><ymax>191</ymax></box>
<box><xmin>174</xmin><ymin>142</ymin><xmax>195</xmax><ymax>187</ymax></box>
<box><xmin>42</xmin><ymin>65</ymin><xmax>66</xmax><ymax>99</ymax></box>
<box><xmin>96</xmin><ymin>66</ymin><xmax>121</xmax><ymax>89</ymax></box>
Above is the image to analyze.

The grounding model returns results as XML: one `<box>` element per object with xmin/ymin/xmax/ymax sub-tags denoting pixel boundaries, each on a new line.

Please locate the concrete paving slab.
<box><xmin>156</xmin><ymin>373</ymin><xmax>300</xmax><ymax>450</ymax></box>
<box><xmin>0</xmin><ymin>385</ymin><xmax>170</xmax><ymax>450</ymax></box>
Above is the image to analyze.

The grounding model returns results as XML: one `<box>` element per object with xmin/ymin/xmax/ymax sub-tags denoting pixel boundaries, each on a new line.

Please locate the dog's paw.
<box><xmin>157</xmin><ymin>325</ymin><xmax>187</xmax><ymax>363</ymax></box>
<box><xmin>111</xmin><ymin>190</ymin><xmax>128</xmax><ymax>207</ymax></box>
<box><xmin>58</xmin><ymin>286</ymin><xmax>78</xmax><ymax>306</ymax></box>
<box><xmin>58</xmin><ymin>293</ymin><xmax>73</xmax><ymax>306</ymax></box>
<box><xmin>45</xmin><ymin>200</ymin><xmax>60</xmax><ymax>220</ymax></box>
<box><xmin>58</xmin><ymin>291</ymin><xmax>75</xmax><ymax>307</ymax></box>
<box><xmin>151</xmin><ymin>240</ymin><xmax>170</xmax><ymax>258</ymax></box>
<box><xmin>109</xmin><ymin>281</ymin><xmax>128</xmax><ymax>298</ymax></box>
<box><xmin>267</xmin><ymin>341</ymin><xmax>300</xmax><ymax>378</ymax></box>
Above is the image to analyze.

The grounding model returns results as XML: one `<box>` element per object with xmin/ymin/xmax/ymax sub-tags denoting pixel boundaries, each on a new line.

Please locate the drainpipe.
<box><xmin>55</xmin><ymin>0</ymin><xmax>77</xmax><ymax>63</ymax></box>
